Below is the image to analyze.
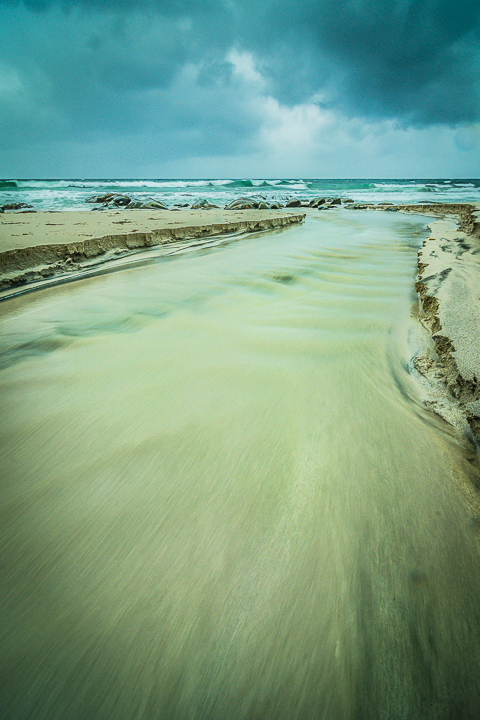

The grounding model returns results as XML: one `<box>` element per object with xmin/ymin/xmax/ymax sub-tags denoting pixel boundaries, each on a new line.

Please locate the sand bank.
<box><xmin>0</xmin><ymin>208</ymin><xmax>305</xmax><ymax>295</ymax></box>
<box><xmin>414</xmin><ymin>203</ymin><xmax>480</xmax><ymax>444</ymax></box>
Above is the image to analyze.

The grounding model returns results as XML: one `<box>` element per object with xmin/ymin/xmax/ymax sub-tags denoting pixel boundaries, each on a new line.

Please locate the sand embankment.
<box><xmin>413</xmin><ymin>203</ymin><xmax>480</xmax><ymax>444</ymax></box>
<box><xmin>0</xmin><ymin>208</ymin><xmax>305</xmax><ymax>295</ymax></box>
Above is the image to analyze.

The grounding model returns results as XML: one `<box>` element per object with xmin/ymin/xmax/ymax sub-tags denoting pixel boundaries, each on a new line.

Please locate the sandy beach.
<box><xmin>0</xmin><ymin>208</ymin><xmax>306</xmax><ymax>295</ymax></box>
<box><xmin>414</xmin><ymin>202</ymin><xmax>480</xmax><ymax>444</ymax></box>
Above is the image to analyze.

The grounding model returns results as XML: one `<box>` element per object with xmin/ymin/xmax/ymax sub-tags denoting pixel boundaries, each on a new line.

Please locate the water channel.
<box><xmin>1</xmin><ymin>211</ymin><xmax>480</xmax><ymax>719</ymax></box>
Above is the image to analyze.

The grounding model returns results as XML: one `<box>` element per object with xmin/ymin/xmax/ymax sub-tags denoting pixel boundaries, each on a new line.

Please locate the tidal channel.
<box><xmin>2</xmin><ymin>211</ymin><xmax>480</xmax><ymax>719</ymax></box>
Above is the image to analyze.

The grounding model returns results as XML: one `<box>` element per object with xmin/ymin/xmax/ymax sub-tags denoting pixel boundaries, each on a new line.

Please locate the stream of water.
<box><xmin>2</xmin><ymin>210</ymin><xmax>480</xmax><ymax>719</ymax></box>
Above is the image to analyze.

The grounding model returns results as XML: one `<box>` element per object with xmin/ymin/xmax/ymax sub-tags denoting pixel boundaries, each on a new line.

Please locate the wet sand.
<box><xmin>3</xmin><ymin>210</ymin><xmax>480</xmax><ymax>719</ymax></box>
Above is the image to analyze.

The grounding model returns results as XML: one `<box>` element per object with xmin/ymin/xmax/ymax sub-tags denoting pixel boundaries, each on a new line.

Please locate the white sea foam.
<box><xmin>1</xmin><ymin>178</ymin><xmax>479</xmax><ymax>210</ymax></box>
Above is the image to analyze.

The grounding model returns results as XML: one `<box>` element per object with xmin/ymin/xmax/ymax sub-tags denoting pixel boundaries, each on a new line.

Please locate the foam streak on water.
<box><xmin>1</xmin><ymin>211</ymin><xmax>480</xmax><ymax>719</ymax></box>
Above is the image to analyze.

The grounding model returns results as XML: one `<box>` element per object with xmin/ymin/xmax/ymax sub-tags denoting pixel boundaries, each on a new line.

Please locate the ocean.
<box><xmin>1</xmin><ymin>177</ymin><xmax>480</xmax><ymax>210</ymax></box>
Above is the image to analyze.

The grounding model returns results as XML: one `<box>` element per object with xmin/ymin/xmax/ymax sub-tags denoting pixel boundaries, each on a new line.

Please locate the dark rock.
<box><xmin>86</xmin><ymin>193</ymin><xmax>120</xmax><ymax>204</ymax></box>
<box><xmin>1</xmin><ymin>202</ymin><xmax>33</xmax><ymax>211</ymax></box>
<box><xmin>113</xmin><ymin>196</ymin><xmax>132</xmax><ymax>207</ymax></box>
<box><xmin>285</xmin><ymin>198</ymin><xmax>302</xmax><ymax>207</ymax></box>
<box><xmin>141</xmin><ymin>200</ymin><xmax>169</xmax><ymax>210</ymax></box>
<box><xmin>309</xmin><ymin>197</ymin><xmax>328</xmax><ymax>208</ymax></box>
<box><xmin>191</xmin><ymin>198</ymin><xmax>218</xmax><ymax>209</ymax></box>
<box><xmin>224</xmin><ymin>197</ymin><xmax>258</xmax><ymax>210</ymax></box>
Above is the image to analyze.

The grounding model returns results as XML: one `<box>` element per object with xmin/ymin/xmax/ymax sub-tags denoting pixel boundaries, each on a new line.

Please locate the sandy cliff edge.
<box><xmin>0</xmin><ymin>208</ymin><xmax>305</xmax><ymax>295</ymax></box>
<box><xmin>414</xmin><ymin>203</ymin><xmax>480</xmax><ymax>444</ymax></box>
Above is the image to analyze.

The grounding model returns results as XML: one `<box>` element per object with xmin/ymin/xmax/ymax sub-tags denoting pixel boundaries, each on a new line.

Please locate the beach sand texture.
<box><xmin>415</xmin><ymin>203</ymin><xmax>480</xmax><ymax>442</ymax></box>
<box><xmin>0</xmin><ymin>208</ymin><xmax>305</xmax><ymax>291</ymax></box>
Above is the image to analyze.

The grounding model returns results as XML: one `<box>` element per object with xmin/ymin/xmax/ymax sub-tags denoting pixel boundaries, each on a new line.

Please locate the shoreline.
<box><xmin>0</xmin><ymin>208</ymin><xmax>305</xmax><ymax>297</ymax></box>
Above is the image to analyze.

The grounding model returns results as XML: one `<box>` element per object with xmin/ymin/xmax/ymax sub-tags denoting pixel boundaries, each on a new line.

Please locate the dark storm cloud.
<box><xmin>2</xmin><ymin>0</ymin><xmax>478</xmax><ymax>124</ymax></box>
<box><xmin>235</xmin><ymin>0</ymin><xmax>480</xmax><ymax>124</ymax></box>
<box><xmin>0</xmin><ymin>0</ymin><xmax>478</xmax><ymax>174</ymax></box>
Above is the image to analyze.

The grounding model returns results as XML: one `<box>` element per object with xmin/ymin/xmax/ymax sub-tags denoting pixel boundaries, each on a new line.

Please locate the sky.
<box><xmin>0</xmin><ymin>0</ymin><xmax>479</xmax><ymax>178</ymax></box>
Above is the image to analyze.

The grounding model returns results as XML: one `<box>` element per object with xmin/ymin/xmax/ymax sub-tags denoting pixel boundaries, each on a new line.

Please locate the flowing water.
<box><xmin>2</xmin><ymin>211</ymin><xmax>480</xmax><ymax>719</ymax></box>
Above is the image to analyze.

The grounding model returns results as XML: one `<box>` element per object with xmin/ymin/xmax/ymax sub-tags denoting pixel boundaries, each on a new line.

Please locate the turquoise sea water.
<box><xmin>1</xmin><ymin>177</ymin><xmax>480</xmax><ymax>210</ymax></box>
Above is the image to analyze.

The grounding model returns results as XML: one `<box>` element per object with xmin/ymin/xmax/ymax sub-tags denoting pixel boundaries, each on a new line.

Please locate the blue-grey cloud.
<box><xmin>0</xmin><ymin>0</ymin><xmax>478</xmax><ymax>175</ymax></box>
<box><xmin>2</xmin><ymin>0</ymin><xmax>478</xmax><ymax>123</ymax></box>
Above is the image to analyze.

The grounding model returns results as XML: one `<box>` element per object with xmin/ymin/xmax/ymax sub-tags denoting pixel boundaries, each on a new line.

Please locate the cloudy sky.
<box><xmin>1</xmin><ymin>0</ymin><xmax>479</xmax><ymax>178</ymax></box>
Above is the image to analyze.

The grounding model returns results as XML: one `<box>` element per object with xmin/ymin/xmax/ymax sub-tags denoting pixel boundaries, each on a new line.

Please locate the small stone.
<box><xmin>141</xmin><ymin>200</ymin><xmax>169</xmax><ymax>210</ymax></box>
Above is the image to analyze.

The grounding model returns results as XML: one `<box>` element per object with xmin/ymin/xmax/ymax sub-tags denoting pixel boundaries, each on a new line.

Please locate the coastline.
<box><xmin>0</xmin><ymin>208</ymin><xmax>305</xmax><ymax>297</ymax></box>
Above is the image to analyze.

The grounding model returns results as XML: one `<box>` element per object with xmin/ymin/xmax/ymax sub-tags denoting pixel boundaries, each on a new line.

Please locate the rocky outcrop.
<box><xmin>1</xmin><ymin>203</ymin><xmax>33</xmax><ymax>211</ymax></box>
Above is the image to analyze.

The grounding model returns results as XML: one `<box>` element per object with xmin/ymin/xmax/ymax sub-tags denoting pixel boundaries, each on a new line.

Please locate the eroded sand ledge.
<box><xmin>412</xmin><ymin>203</ymin><xmax>480</xmax><ymax>444</ymax></box>
<box><xmin>0</xmin><ymin>208</ymin><xmax>305</xmax><ymax>294</ymax></box>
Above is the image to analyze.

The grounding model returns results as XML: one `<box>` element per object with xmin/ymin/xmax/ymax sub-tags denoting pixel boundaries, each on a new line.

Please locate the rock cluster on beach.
<box><xmin>0</xmin><ymin>202</ymin><xmax>34</xmax><ymax>212</ymax></box>
<box><xmin>84</xmin><ymin>193</ymin><xmax>356</xmax><ymax>211</ymax></box>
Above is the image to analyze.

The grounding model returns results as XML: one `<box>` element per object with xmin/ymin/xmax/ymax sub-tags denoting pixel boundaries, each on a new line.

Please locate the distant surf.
<box><xmin>1</xmin><ymin>178</ymin><xmax>479</xmax><ymax>210</ymax></box>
